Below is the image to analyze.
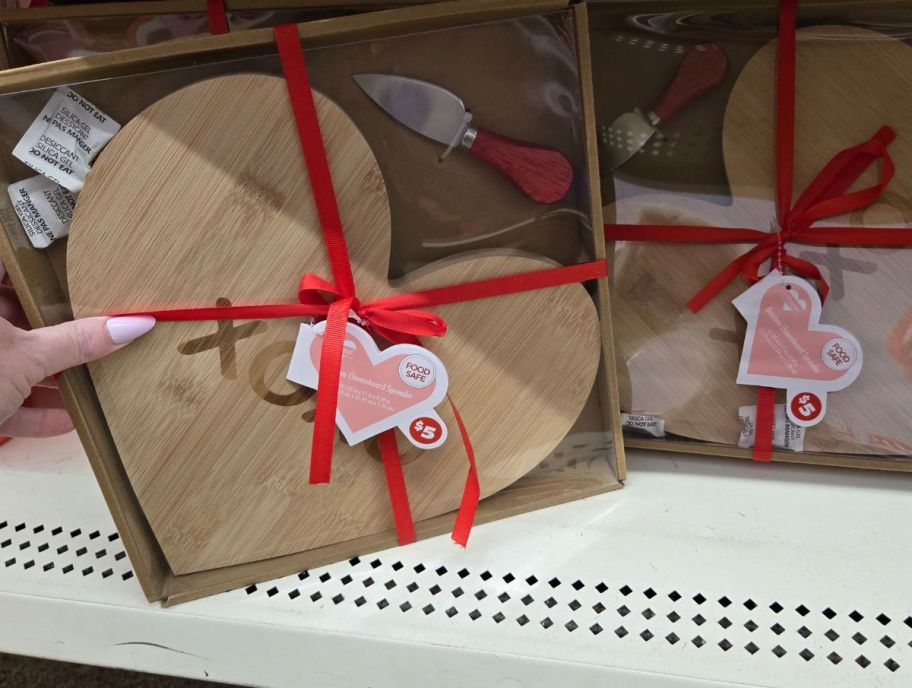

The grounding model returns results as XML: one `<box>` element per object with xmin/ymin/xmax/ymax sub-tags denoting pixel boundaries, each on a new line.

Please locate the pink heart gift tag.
<box><xmin>733</xmin><ymin>271</ymin><xmax>863</xmax><ymax>427</ymax></box>
<box><xmin>287</xmin><ymin>322</ymin><xmax>449</xmax><ymax>448</ymax></box>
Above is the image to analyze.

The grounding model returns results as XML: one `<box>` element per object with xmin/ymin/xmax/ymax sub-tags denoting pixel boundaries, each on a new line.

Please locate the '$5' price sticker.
<box><xmin>404</xmin><ymin>415</ymin><xmax>447</xmax><ymax>450</ymax></box>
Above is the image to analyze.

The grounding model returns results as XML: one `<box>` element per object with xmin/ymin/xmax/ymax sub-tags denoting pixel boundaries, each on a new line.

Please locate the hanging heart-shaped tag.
<box><xmin>287</xmin><ymin>322</ymin><xmax>449</xmax><ymax>449</ymax></box>
<box><xmin>733</xmin><ymin>271</ymin><xmax>863</xmax><ymax>427</ymax></box>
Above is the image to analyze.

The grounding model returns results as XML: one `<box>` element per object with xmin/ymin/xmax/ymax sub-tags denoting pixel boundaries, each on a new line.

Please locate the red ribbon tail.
<box><xmin>753</xmin><ymin>387</ymin><xmax>776</xmax><ymax>462</ymax></box>
<box><xmin>378</xmin><ymin>430</ymin><xmax>417</xmax><ymax>545</ymax></box>
<box><xmin>206</xmin><ymin>0</ymin><xmax>230</xmax><ymax>35</ymax></box>
<box><xmin>309</xmin><ymin>299</ymin><xmax>352</xmax><ymax>484</ymax></box>
<box><xmin>448</xmin><ymin>398</ymin><xmax>480</xmax><ymax>547</ymax></box>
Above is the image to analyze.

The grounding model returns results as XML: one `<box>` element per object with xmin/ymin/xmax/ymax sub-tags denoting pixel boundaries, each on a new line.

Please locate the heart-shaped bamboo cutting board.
<box><xmin>67</xmin><ymin>74</ymin><xmax>601</xmax><ymax>573</ymax></box>
<box><xmin>610</xmin><ymin>26</ymin><xmax>912</xmax><ymax>456</ymax></box>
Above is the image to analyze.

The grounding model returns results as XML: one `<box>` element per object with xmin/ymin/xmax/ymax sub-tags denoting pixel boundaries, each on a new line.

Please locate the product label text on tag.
<box><xmin>287</xmin><ymin>322</ymin><xmax>448</xmax><ymax>448</ymax></box>
<box><xmin>732</xmin><ymin>271</ymin><xmax>863</xmax><ymax>427</ymax></box>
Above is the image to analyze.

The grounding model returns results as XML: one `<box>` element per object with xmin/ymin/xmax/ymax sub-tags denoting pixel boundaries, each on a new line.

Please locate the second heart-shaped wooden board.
<box><xmin>610</xmin><ymin>26</ymin><xmax>912</xmax><ymax>456</ymax></box>
<box><xmin>67</xmin><ymin>74</ymin><xmax>601</xmax><ymax>573</ymax></box>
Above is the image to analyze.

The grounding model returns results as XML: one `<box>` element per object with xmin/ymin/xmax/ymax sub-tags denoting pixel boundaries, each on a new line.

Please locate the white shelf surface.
<box><xmin>1</xmin><ymin>432</ymin><xmax>911</xmax><ymax>688</ymax></box>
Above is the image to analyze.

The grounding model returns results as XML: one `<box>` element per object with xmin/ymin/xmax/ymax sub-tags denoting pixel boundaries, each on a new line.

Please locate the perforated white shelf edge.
<box><xmin>1</xmin><ymin>432</ymin><xmax>911</xmax><ymax>688</ymax></box>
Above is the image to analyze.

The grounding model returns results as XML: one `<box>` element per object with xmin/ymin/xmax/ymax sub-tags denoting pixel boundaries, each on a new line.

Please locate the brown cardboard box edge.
<box><xmin>0</xmin><ymin>1</ymin><xmax>414</xmax><ymax>71</ymax></box>
<box><xmin>0</xmin><ymin>0</ymin><xmax>625</xmax><ymax>605</ymax></box>
<box><xmin>575</xmin><ymin>5</ymin><xmax>625</xmax><ymax>483</ymax></box>
<box><xmin>626</xmin><ymin>437</ymin><xmax>912</xmax><ymax>472</ymax></box>
<box><xmin>0</xmin><ymin>0</ymin><xmax>559</xmax><ymax>94</ymax></box>
<box><xmin>0</xmin><ymin>0</ymin><xmax>415</xmax><ymax>23</ymax></box>
<box><xmin>163</xmin><ymin>473</ymin><xmax>621</xmax><ymax>606</ymax></box>
<box><xmin>3</xmin><ymin>0</ymin><xmax>901</xmax><ymax>23</ymax></box>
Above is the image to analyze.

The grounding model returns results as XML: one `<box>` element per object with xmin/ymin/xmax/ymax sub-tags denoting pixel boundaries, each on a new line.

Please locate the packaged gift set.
<box><xmin>596</xmin><ymin>0</ymin><xmax>912</xmax><ymax>470</ymax></box>
<box><xmin>0</xmin><ymin>0</ymin><xmax>623</xmax><ymax>604</ymax></box>
<box><xmin>0</xmin><ymin>0</ymin><xmax>382</xmax><ymax>69</ymax></box>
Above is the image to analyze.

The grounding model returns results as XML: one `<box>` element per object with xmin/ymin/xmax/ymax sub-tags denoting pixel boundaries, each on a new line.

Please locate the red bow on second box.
<box><xmin>113</xmin><ymin>25</ymin><xmax>608</xmax><ymax>546</ymax></box>
<box><xmin>604</xmin><ymin>0</ymin><xmax>912</xmax><ymax>460</ymax></box>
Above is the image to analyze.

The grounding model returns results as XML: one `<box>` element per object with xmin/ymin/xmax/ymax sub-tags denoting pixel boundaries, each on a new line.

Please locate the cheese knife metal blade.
<box><xmin>604</xmin><ymin>43</ymin><xmax>727</xmax><ymax>171</ymax></box>
<box><xmin>353</xmin><ymin>73</ymin><xmax>572</xmax><ymax>204</ymax></box>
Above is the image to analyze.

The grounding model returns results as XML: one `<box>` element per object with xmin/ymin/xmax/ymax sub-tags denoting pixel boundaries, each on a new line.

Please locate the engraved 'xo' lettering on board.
<box><xmin>248</xmin><ymin>340</ymin><xmax>314</xmax><ymax>407</ymax></box>
<box><xmin>796</xmin><ymin>246</ymin><xmax>877</xmax><ymax>302</ymax></box>
<box><xmin>176</xmin><ymin>298</ymin><xmax>267</xmax><ymax>379</ymax></box>
<box><xmin>175</xmin><ymin>311</ymin><xmax>353</xmax><ymax>450</ymax></box>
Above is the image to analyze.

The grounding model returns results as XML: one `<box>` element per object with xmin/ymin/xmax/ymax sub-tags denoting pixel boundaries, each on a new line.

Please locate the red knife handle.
<box><xmin>467</xmin><ymin>127</ymin><xmax>573</xmax><ymax>204</ymax></box>
<box><xmin>651</xmin><ymin>43</ymin><xmax>727</xmax><ymax>123</ymax></box>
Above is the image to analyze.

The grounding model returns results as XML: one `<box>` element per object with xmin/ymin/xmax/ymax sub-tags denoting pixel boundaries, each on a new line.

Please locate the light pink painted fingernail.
<box><xmin>106</xmin><ymin>316</ymin><xmax>156</xmax><ymax>345</ymax></box>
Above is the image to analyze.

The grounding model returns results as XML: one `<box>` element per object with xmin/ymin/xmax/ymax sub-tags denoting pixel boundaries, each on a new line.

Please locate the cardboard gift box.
<box><xmin>595</xmin><ymin>0</ymin><xmax>912</xmax><ymax>471</ymax></box>
<box><xmin>0</xmin><ymin>0</ymin><xmax>397</xmax><ymax>69</ymax></box>
<box><xmin>0</xmin><ymin>0</ymin><xmax>624</xmax><ymax>604</ymax></box>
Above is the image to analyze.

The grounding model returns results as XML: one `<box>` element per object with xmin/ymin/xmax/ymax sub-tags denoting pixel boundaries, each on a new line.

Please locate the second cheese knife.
<box><xmin>354</xmin><ymin>73</ymin><xmax>573</xmax><ymax>204</ymax></box>
<box><xmin>603</xmin><ymin>43</ymin><xmax>727</xmax><ymax>171</ymax></box>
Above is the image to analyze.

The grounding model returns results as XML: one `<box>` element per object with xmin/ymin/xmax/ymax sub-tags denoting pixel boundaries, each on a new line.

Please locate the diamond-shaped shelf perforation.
<box><xmin>0</xmin><ymin>517</ymin><xmax>132</xmax><ymax>584</ymax></box>
<box><xmin>8</xmin><ymin>530</ymin><xmax>904</xmax><ymax>681</ymax></box>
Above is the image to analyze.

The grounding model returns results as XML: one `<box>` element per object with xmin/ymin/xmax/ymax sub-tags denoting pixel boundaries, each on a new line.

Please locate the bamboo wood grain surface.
<box><xmin>67</xmin><ymin>74</ymin><xmax>602</xmax><ymax>574</ymax></box>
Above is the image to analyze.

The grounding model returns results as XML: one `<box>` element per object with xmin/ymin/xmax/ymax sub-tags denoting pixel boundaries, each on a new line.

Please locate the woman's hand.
<box><xmin>0</xmin><ymin>261</ymin><xmax>154</xmax><ymax>437</ymax></box>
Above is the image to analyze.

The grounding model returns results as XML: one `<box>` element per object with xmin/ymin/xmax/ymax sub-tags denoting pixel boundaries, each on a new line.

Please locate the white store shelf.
<box><xmin>1</xmin><ymin>432</ymin><xmax>911</xmax><ymax>688</ymax></box>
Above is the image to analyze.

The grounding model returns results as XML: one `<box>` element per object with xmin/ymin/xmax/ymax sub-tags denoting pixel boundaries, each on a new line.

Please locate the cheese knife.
<box><xmin>353</xmin><ymin>73</ymin><xmax>573</xmax><ymax>204</ymax></box>
<box><xmin>604</xmin><ymin>43</ymin><xmax>727</xmax><ymax>170</ymax></box>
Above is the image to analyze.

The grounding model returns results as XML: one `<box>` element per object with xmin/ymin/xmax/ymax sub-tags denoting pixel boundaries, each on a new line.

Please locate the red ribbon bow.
<box><xmin>299</xmin><ymin>274</ymin><xmax>446</xmax><ymax>340</ymax></box>
<box><xmin>685</xmin><ymin>124</ymin><xmax>898</xmax><ymax>313</ymax></box>
<box><xmin>111</xmin><ymin>24</ymin><xmax>608</xmax><ymax>547</ymax></box>
<box><xmin>604</xmin><ymin>0</ymin><xmax>912</xmax><ymax>460</ymax></box>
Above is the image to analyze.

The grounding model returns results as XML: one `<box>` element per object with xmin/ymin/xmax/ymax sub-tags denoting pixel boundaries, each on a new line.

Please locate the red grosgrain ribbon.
<box><xmin>116</xmin><ymin>25</ymin><xmax>607</xmax><ymax>545</ymax></box>
<box><xmin>604</xmin><ymin>0</ymin><xmax>912</xmax><ymax>460</ymax></box>
<box><xmin>207</xmin><ymin>0</ymin><xmax>230</xmax><ymax>36</ymax></box>
<box><xmin>378</xmin><ymin>430</ymin><xmax>416</xmax><ymax>545</ymax></box>
<box><xmin>605</xmin><ymin>125</ymin><xmax>903</xmax><ymax>313</ymax></box>
<box><xmin>753</xmin><ymin>386</ymin><xmax>777</xmax><ymax>462</ymax></box>
<box><xmin>449</xmin><ymin>397</ymin><xmax>480</xmax><ymax>547</ymax></box>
